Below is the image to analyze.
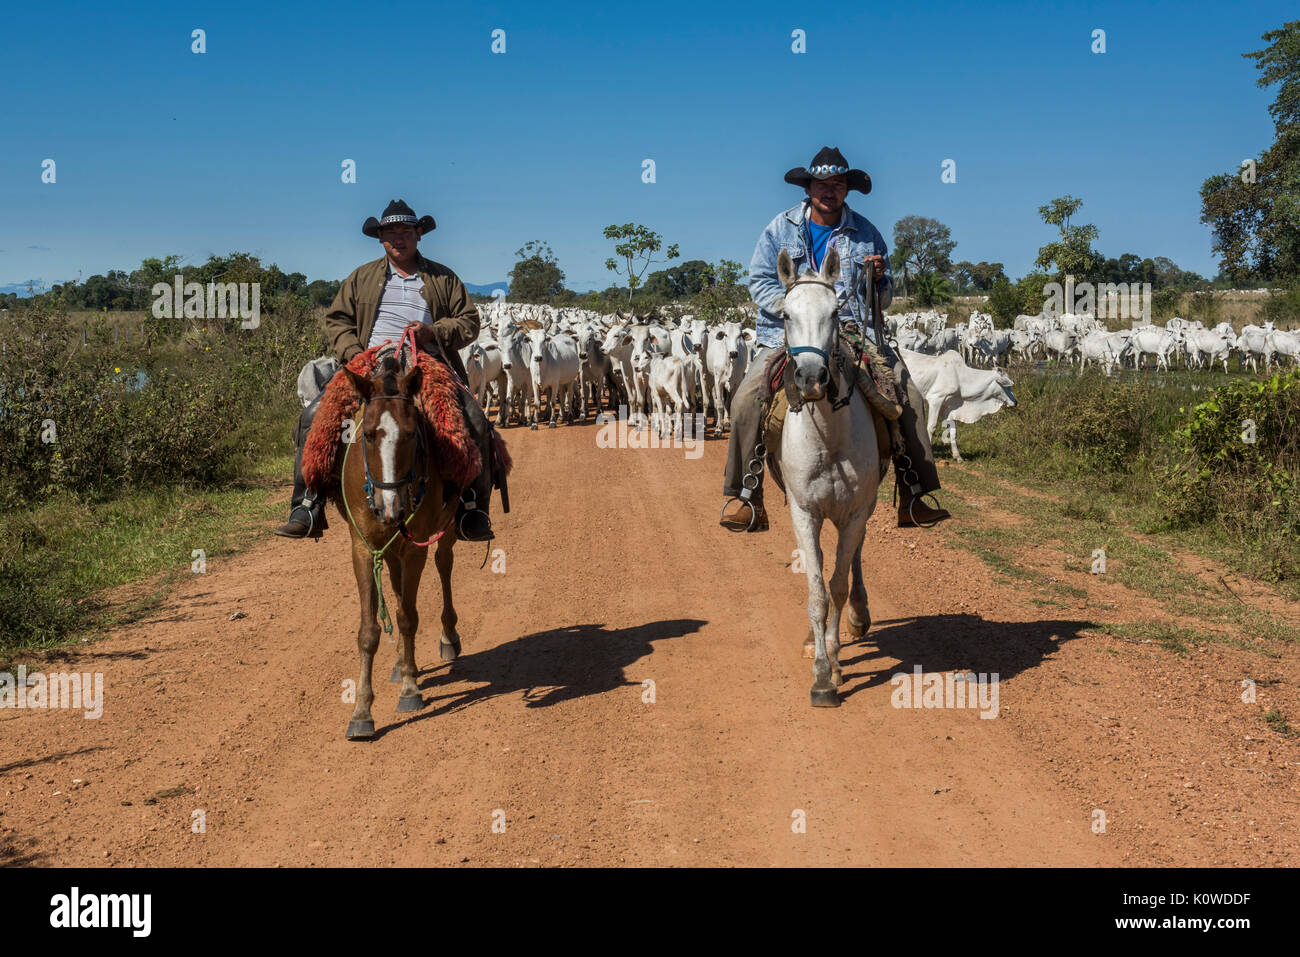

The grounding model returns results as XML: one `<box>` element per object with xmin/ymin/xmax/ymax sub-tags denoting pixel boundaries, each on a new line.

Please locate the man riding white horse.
<box><xmin>275</xmin><ymin>199</ymin><xmax>499</xmax><ymax>542</ymax></box>
<box><xmin>720</xmin><ymin>146</ymin><xmax>950</xmax><ymax>531</ymax></box>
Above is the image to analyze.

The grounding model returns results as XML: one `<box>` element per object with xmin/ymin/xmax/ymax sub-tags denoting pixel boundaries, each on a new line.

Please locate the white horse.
<box><xmin>776</xmin><ymin>248</ymin><xmax>881</xmax><ymax>707</ymax></box>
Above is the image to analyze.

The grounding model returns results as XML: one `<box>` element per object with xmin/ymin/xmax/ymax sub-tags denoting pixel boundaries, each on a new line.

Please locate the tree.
<box><xmin>892</xmin><ymin>216</ymin><xmax>957</xmax><ymax>280</ymax></box>
<box><xmin>692</xmin><ymin>258</ymin><xmax>749</xmax><ymax>323</ymax></box>
<box><xmin>1200</xmin><ymin>20</ymin><xmax>1300</xmax><ymax>283</ymax></box>
<box><xmin>508</xmin><ymin>240</ymin><xmax>566</xmax><ymax>302</ymax></box>
<box><xmin>986</xmin><ymin>276</ymin><xmax>1023</xmax><ymax>328</ymax></box>
<box><xmin>911</xmin><ymin>271</ymin><xmax>953</xmax><ymax>307</ymax></box>
<box><xmin>644</xmin><ymin>259</ymin><xmax>715</xmax><ymax>298</ymax></box>
<box><xmin>603</xmin><ymin>224</ymin><xmax>679</xmax><ymax>303</ymax></box>
<box><xmin>1034</xmin><ymin>195</ymin><xmax>1103</xmax><ymax>281</ymax></box>
<box><xmin>306</xmin><ymin>279</ymin><xmax>341</xmax><ymax>307</ymax></box>
<box><xmin>1016</xmin><ymin>271</ymin><xmax>1053</xmax><ymax>316</ymax></box>
<box><xmin>953</xmin><ymin>260</ymin><xmax>1005</xmax><ymax>292</ymax></box>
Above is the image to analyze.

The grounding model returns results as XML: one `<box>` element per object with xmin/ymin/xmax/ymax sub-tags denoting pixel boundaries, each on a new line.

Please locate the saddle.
<box><xmin>759</xmin><ymin>336</ymin><xmax>905</xmax><ymax>499</ymax></box>
<box><xmin>301</xmin><ymin>342</ymin><xmax>485</xmax><ymax>496</ymax></box>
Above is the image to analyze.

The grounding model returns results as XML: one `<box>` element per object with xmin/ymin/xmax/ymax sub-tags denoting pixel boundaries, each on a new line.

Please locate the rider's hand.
<box><xmin>864</xmin><ymin>255</ymin><xmax>888</xmax><ymax>282</ymax></box>
<box><xmin>407</xmin><ymin>322</ymin><xmax>437</xmax><ymax>351</ymax></box>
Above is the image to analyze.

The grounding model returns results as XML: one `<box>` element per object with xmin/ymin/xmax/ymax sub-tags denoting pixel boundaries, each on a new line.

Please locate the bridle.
<box><xmin>357</xmin><ymin>392</ymin><xmax>430</xmax><ymax>524</ymax></box>
<box><xmin>782</xmin><ymin>277</ymin><xmax>852</xmax><ymax>411</ymax></box>
<box><xmin>354</xmin><ymin>325</ymin><xmax>442</xmax><ymax>539</ymax></box>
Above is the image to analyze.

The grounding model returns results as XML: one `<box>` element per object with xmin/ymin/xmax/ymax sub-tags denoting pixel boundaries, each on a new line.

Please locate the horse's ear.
<box><xmin>777</xmin><ymin>248</ymin><xmax>797</xmax><ymax>289</ymax></box>
<box><xmin>344</xmin><ymin>367</ymin><xmax>373</xmax><ymax>401</ymax></box>
<box><xmin>821</xmin><ymin>247</ymin><xmax>840</xmax><ymax>282</ymax></box>
<box><xmin>400</xmin><ymin>364</ymin><xmax>423</xmax><ymax>398</ymax></box>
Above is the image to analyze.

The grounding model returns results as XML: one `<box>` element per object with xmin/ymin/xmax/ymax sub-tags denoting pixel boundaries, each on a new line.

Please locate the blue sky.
<box><xmin>0</xmin><ymin>0</ymin><xmax>1291</xmax><ymax>292</ymax></box>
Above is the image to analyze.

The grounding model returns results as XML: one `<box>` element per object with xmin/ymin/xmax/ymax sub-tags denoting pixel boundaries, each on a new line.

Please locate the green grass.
<box><xmin>1263</xmin><ymin>708</ymin><xmax>1295</xmax><ymax>736</ymax></box>
<box><xmin>0</xmin><ymin>451</ymin><xmax>293</xmax><ymax>666</ymax></box>
<box><xmin>949</xmin><ymin>365</ymin><xmax>1300</xmax><ymax>598</ymax></box>
<box><xmin>932</xmin><ymin>440</ymin><xmax>1300</xmax><ymax>657</ymax></box>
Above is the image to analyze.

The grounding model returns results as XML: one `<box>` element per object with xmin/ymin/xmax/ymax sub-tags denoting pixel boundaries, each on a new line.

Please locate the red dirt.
<box><xmin>3</xmin><ymin>423</ymin><xmax>1298</xmax><ymax>867</ymax></box>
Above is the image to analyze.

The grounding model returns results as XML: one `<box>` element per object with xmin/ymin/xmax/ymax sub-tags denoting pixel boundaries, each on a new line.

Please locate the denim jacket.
<box><xmin>749</xmin><ymin>200</ymin><xmax>894</xmax><ymax>349</ymax></box>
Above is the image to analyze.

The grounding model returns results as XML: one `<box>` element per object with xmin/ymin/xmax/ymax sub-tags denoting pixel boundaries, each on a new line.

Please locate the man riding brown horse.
<box><xmin>275</xmin><ymin>199</ymin><xmax>499</xmax><ymax>542</ymax></box>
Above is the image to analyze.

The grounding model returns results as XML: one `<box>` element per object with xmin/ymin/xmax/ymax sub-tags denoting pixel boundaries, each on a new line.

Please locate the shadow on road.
<box><xmin>837</xmin><ymin>613</ymin><xmax>1099</xmax><ymax>701</ymax></box>
<box><xmin>367</xmin><ymin>618</ymin><xmax>706</xmax><ymax>738</ymax></box>
<box><xmin>0</xmin><ymin>745</ymin><xmax>108</xmax><ymax>777</ymax></box>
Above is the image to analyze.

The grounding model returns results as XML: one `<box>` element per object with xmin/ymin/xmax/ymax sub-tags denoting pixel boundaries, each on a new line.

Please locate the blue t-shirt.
<box><xmin>808</xmin><ymin>219</ymin><xmax>834</xmax><ymax>270</ymax></box>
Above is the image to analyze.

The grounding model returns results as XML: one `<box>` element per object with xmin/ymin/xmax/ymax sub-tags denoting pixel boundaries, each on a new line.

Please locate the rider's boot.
<box><xmin>895</xmin><ymin>467</ymin><xmax>951</xmax><ymax>528</ymax></box>
<box><xmin>720</xmin><ymin>493</ymin><xmax>768</xmax><ymax>532</ymax></box>
<box><xmin>275</xmin><ymin>394</ymin><xmax>328</xmax><ymax>540</ymax></box>
<box><xmin>454</xmin><ymin>388</ymin><xmax>496</xmax><ymax>542</ymax></box>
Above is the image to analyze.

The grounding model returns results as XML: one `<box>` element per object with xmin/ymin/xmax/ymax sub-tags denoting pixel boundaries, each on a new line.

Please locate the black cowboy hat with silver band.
<box><xmin>783</xmin><ymin>146</ymin><xmax>871</xmax><ymax>195</ymax></box>
<box><xmin>362</xmin><ymin>199</ymin><xmax>437</xmax><ymax>238</ymax></box>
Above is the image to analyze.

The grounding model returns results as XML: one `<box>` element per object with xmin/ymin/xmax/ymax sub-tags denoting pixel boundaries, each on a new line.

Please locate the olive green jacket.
<box><xmin>324</xmin><ymin>255</ymin><xmax>479</xmax><ymax>380</ymax></box>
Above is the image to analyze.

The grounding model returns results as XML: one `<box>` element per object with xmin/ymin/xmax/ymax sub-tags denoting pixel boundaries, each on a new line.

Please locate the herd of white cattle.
<box><xmin>464</xmin><ymin>301</ymin><xmax>755</xmax><ymax>435</ymax></box>
<box><xmin>461</xmin><ymin>299</ymin><xmax>1293</xmax><ymax>460</ymax></box>
<box><xmin>889</xmin><ymin>309</ymin><xmax>1300</xmax><ymax>376</ymax></box>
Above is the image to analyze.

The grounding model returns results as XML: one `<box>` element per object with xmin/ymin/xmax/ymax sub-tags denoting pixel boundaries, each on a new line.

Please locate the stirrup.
<box><xmin>457</xmin><ymin>492</ymin><xmax>494</xmax><ymax>541</ymax></box>
<box><xmin>279</xmin><ymin>500</ymin><xmax>323</xmax><ymax>539</ymax></box>
<box><xmin>291</xmin><ymin>501</ymin><xmax>318</xmax><ymax>533</ymax></box>
<box><xmin>720</xmin><ymin>487</ymin><xmax>760</xmax><ymax>532</ymax></box>
<box><xmin>906</xmin><ymin>492</ymin><xmax>945</xmax><ymax>529</ymax></box>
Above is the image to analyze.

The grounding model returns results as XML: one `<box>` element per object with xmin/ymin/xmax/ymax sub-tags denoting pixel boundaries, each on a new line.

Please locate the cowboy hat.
<box><xmin>362</xmin><ymin>199</ymin><xmax>437</xmax><ymax>238</ymax></box>
<box><xmin>784</xmin><ymin>146</ymin><xmax>871</xmax><ymax>194</ymax></box>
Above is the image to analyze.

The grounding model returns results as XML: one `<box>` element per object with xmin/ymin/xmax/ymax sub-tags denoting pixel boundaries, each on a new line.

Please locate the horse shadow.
<box><xmin>836</xmin><ymin>613</ymin><xmax>1098</xmax><ymax>701</ymax></box>
<box><xmin>368</xmin><ymin>618</ymin><xmax>705</xmax><ymax>738</ymax></box>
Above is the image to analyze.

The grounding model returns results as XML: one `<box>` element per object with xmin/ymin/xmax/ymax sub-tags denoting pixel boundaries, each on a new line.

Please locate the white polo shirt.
<box><xmin>367</xmin><ymin>266</ymin><xmax>434</xmax><ymax>349</ymax></box>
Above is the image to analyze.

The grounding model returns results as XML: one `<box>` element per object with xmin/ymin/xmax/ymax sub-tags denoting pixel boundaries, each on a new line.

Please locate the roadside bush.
<box><xmin>0</xmin><ymin>303</ymin><xmax>326</xmax><ymax>509</ymax></box>
<box><xmin>1159</xmin><ymin>371</ymin><xmax>1300</xmax><ymax>572</ymax></box>
<box><xmin>1261</xmin><ymin>282</ymin><xmax>1300</xmax><ymax>328</ymax></box>
<box><xmin>968</xmin><ymin>371</ymin><xmax>1175</xmax><ymax>481</ymax></box>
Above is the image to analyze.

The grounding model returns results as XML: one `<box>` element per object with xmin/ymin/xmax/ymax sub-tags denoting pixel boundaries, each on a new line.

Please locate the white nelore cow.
<box><xmin>901</xmin><ymin>348</ymin><xmax>1017</xmax><ymax>461</ymax></box>
<box><xmin>462</xmin><ymin>339</ymin><xmax>505</xmax><ymax>421</ymax></box>
<box><xmin>1184</xmin><ymin>327</ymin><xmax>1235</xmax><ymax>373</ymax></box>
<box><xmin>496</xmin><ymin>322</ymin><xmax>535</xmax><ymax>425</ymax></box>
<box><xmin>1267</xmin><ymin>328</ymin><xmax>1300</xmax><ymax>369</ymax></box>
<box><xmin>525</xmin><ymin>327</ymin><xmax>581</xmax><ymax>429</ymax></box>
<box><xmin>1236</xmin><ymin>324</ymin><xmax>1272</xmax><ymax>372</ymax></box>
<box><xmin>707</xmin><ymin>321</ymin><xmax>754</xmax><ymax>437</ymax></box>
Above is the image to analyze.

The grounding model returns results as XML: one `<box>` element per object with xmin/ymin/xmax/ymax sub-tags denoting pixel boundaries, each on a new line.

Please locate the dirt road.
<box><xmin>3</xmin><ymin>422</ymin><xmax>1297</xmax><ymax>867</ymax></box>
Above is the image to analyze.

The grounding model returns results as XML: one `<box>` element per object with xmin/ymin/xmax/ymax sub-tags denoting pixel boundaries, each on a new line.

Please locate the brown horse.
<box><xmin>334</xmin><ymin>357</ymin><xmax>461</xmax><ymax>740</ymax></box>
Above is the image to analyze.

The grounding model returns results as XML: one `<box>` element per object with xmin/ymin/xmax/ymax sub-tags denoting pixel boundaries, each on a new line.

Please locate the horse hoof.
<box><xmin>346</xmin><ymin>719</ymin><xmax>375</xmax><ymax>740</ymax></box>
<box><xmin>396</xmin><ymin>694</ymin><xmax>423</xmax><ymax>713</ymax></box>
<box><xmin>846</xmin><ymin>607</ymin><xmax>870</xmax><ymax>638</ymax></box>
<box><xmin>389</xmin><ymin>663</ymin><xmax>402</xmax><ymax>683</ymax></box>
<box><xmin>810</xmin><ymin>687</ymin><xmax>841</xmax><ymax>708</ymax></box>
<box><xmin>440</xmin><ymin>640</ymin><xmax>461</xmax><ymax>662</ymax></box>
<box><xmin>530</xmin><ymin>424</ymin><xmax>538</xmax><ymax>431</ymax></box>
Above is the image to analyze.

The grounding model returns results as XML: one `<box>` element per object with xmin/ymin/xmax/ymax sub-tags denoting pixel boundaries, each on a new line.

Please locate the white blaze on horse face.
<box><xmin>377</xmin><ymin>409</ymin><xmax>401</xmax><ymax>521</ymax></box>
